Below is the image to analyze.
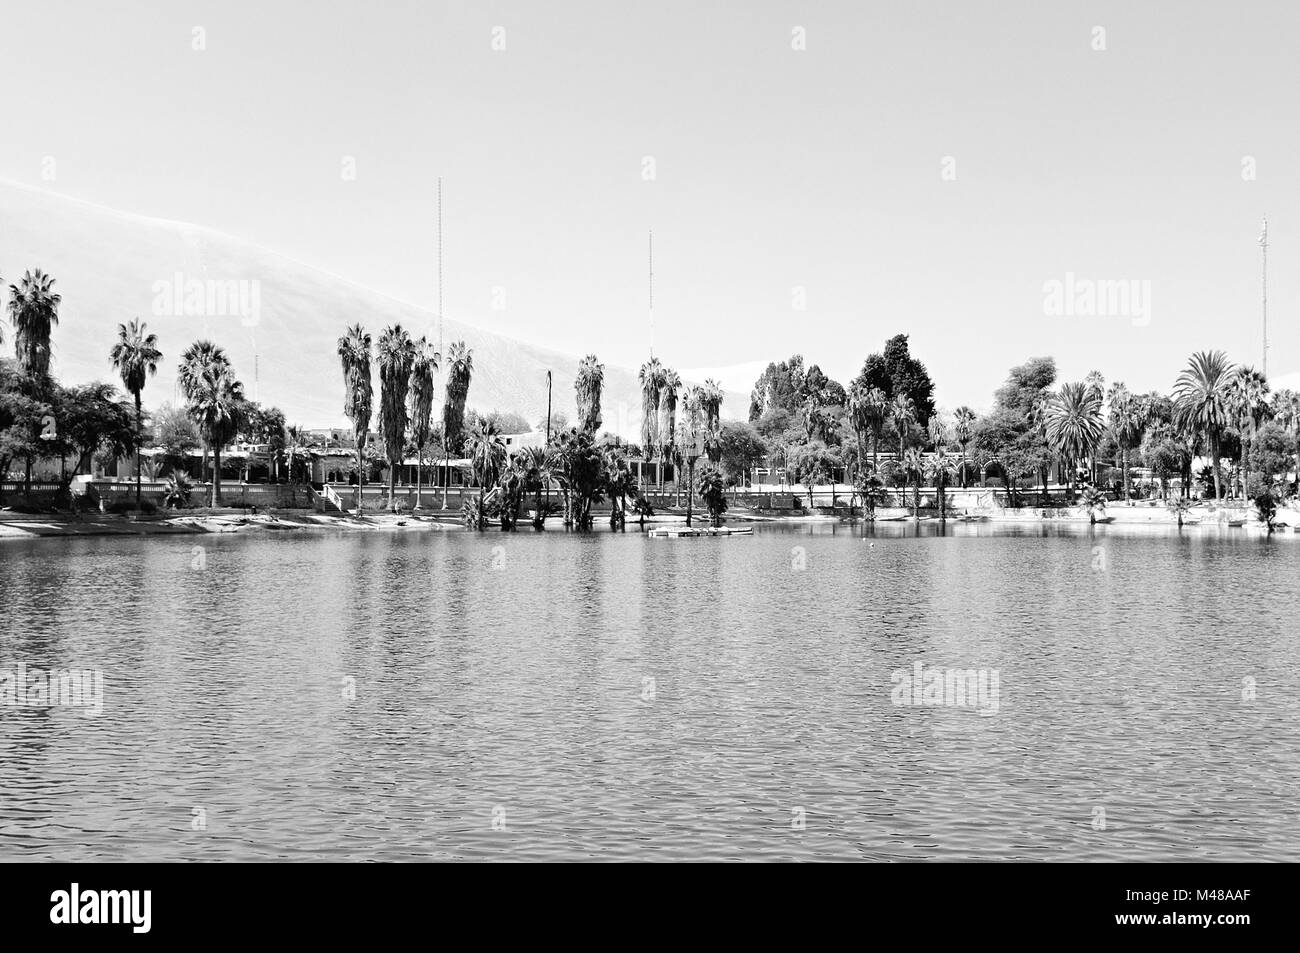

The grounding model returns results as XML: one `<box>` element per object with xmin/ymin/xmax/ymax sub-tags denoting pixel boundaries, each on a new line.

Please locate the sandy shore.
<box><xmin>3</xmin><ymin>502</ymin><xmax>1297</xmax><ymax>539</ymax></box>
<box><xmin>0</xmin><ymin>510</ymin><xmax>463</xmax><ymax>539</ymax></box>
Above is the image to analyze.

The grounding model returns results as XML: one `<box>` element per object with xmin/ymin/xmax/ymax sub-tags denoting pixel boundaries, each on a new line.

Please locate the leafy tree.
<box><xmin>61</xmin><ymin>383</ymin><xmax>135</xmax><ymax>478</ymax></box>
<box><xmin>855</xmin><ymin>335</ymin><xmax>936</xmax><ymax>427</ymax></box>
<box><xmin>748</xmin><ymin>355</ymin><xmax>806</xmax><ymax>420</ymax></box>
<box><xmin>717</xmin><ymin>420</ymin><xmax>767</xmax><ymax>489</ymax></box>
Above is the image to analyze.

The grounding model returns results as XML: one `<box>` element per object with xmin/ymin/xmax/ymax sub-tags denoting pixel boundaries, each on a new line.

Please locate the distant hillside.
<box><xmin>0</xmin><ymin>180</ymin><xmax>747</xmax><ymax>436</ymax></box>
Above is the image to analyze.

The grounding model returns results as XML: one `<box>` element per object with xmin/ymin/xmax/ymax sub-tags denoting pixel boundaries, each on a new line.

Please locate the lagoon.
<box><xmin>0</xmin><ymin>522</ymin><xmax>1296</xmax><ymax>861</ymax></box>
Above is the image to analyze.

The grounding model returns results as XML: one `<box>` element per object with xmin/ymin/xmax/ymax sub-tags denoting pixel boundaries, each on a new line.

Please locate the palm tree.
<box><xmin>1172</xmin><ymin>350</ymin><xmax>1234</xmax><ymax>501</ymax></box>
<box><xmin>8</xmin><ymin>268</ymin><xmax>61</xmax><ymax>382</ymax></box>
<box><xmin>179</xmin><ymin>340</ymin><xmax>230</xmax><ymax>484</ymax></box>
<box><xmin>284</xmin><ymin>424</ymin><xmax>311</xmax><ymax>484</ymax></box>
<box><xmin>441</xmin><ymin>341</ymin><xmax>474</xmax><ymax>509</ymax></box>
<box><xmin>926</xmin><ymin>451</ymin><xmax>957</xmax><ymax>520</ymax></box>
<box><xmin>523</xmin><ymin>445</ymin><xmax>553</xmax><ymax>529</ymax></box>
<box><xmin>658</xmin><ymin>368</ymin><xmax>681</xmax><ymax>496</ymax></box>
<box><xmin>890</xmin><ymin>393</ymin><xmax>917</xmax><ymax>461</ymax></box>
<box><xmin>376</xmin><ymin>325</ymin><xmax>416</xmax><ymax>511</ymax></box>
<box><xmin>1227</xmin><ymin>366</ymin><xmax>1270</xmax><ymax>500</ymax></box>
<box><xmin>1080</xmin><ymin>486</ymin><xmax>1107</xmax><ymax>524</ymax></box>
<box><xmin>862</xmin><ymin>386</ymin><xmax>889</xmax><ymax>473</ymax></box>
<box><xmin>1107</xmin><ymin>382</ymin><xmax>1142</xmax><ymax>505</ymax></box>
<box><xmin>188</xmin><ymin>362</ymin><xmax>246</xmax><ymax>507</ymax></box>
<box><xmin>109</xmin><ymin>319</ymin><xmax>162</xmax><ymax>507</ymax></box>
<box><xmin>638</xmin><ymin>358</ymin><xmax>664</xmax><ymax>491</ymax></box>
<box><xmin>847</xmin><ymin>380</ymin><xmax>871</xmax><ymax>480</ymax></box>
<box><xmin>953</xmin><ymin>406</ymin><xmax>976</xmax><ymax>488</ymax></box>
<box><xmin>575</xmin><ymin>354</ymin><xmax>604</xmax><ymax>434</ymax></box>
<box><xmin>902</xmin><ymin>446</ymin><xmax>925</xmax><ymax>517</ymax></box>
<box><xmin>698</xmin><ymin>379</ymin><xmax>724</xmax><ymax>463</ymax></box>
<box><xmin>407</xmin><ymin>337</ymin><xmax>439</xmax><ymax>509</ymax></box>
<box><xmin>466</xmin><ymin>417</ymin><xmax>506</xmax><ymax>528</ymax></box>
<box><xmin>1166</xmin><ymin>495</ymin><xmax>1192</xmax><ymax>527</ymax></box>
<box><xmin>336</xmin><ymin>324</ymin><xmax>373</xmax><ymax>513</ymax></box>
<box><xmin>1042</xmin><ymin>382</ymin><xmax>1105</xmax><ymax>494</ymax></box>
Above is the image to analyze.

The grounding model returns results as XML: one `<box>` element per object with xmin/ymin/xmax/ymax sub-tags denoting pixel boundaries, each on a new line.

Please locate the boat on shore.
<box><xmin>648</xmin><ymin>525</ymin><xmax>753</xmax><ymax>538</ymax></box>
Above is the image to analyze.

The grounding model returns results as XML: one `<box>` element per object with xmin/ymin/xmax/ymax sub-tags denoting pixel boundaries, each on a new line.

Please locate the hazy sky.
<box><xmin>3</xmin><ymin>0</ymin><xmax>1297</xmax><ymax>408</ymax></box>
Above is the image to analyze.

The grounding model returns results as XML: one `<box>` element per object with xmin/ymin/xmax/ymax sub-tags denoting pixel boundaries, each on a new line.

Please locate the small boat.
<box><xmin>955</xmin><ymin>514</ymin><xmax>989</xmax><ymax>522</ymax></box>
<box><xmin>1092</xmin><ymin>515</ymin><xmax>1114</xmax><ymax>524</ymax></box>
<box><xmin>648</xmin><ymin>525</ymin><xmax>752</xmax><ymax>538</ymax></box>
<box><xmin>1226</xmin><ymin>517</ymin><xmax>1246</xmax><ymax>528</ymax></box>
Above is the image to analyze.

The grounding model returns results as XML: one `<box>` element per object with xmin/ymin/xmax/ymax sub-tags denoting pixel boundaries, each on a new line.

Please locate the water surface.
<box><xmin>1</xmin><ymin>522</ymin><xmax>1296</xmax><ymax>861</ymax></box>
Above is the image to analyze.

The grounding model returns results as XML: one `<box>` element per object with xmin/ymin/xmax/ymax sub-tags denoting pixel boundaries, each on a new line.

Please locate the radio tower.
<box><xmin>438</xmin><ymin>177</ymin><xmax>444</xmax><ymax>363</ymax></box>
<box><xmin>648</xmin><ymin>228</ymin><xmax>654</xmax><ymax>358</ymax></box>
<box><xmin>1259</xmin><ymin>216</ymin><xmax>1269</xmax><ymax>378</ymax></box>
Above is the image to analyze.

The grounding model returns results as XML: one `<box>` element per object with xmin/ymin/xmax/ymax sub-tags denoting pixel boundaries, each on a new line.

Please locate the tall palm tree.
<box><xmin>902</xmin><ymin>446</ymin><xmax>925</xmax><ymax>517</ymax></box>
<box><xmin>441</xmin><ymin>340</ymin><xmax>474</xmax><ymax>508</ymax></box>
<box><xmin>862</xmin><ymin>386</ymin><xmax>889</xmax><ymax>473</ymax></box>
<box><xmin>466</xmin><ymin>417</ymin><xmax>505</xmax><ymax>527</ymax></box>
<box><xmin>178</xmin><ymin>340</ymin><xmax>231</xmax><ymax>487</ymax></box>
<box><xmin>890</xmin><ymin>393</ymin><xmax>916</xmax><ymax>458</ymax></box>
<box><xmin>407</xmin><ymin>337</ymin><xmax>439</xmax><ymax>509</ymax></box>
<box><xmin>847</xmin><ymin>380</ymin><xmax>871</xmax><ymax>479</ymax></box>
<box><xmin>658</xmin><ymin>368</ymin><xmax>681</xmax><ymax>495</ymax></box>
<box><xmin>376</xmin><ymin>325</ymin><xmax>416</xmax><ymax>511</ymax></box>
<box><xmin>188</xmin><ymin>362</ymin><xmax>246</xmax><ymax>507</ymax></box>
<box><xmin>638</xmin><ymin>357</ymin><xmax>664</xmax><ymax>489</ymax></box>
<box><xmin>336</xmin><ymin>324</ymin><xmax>373</xmax><ymax>513</ymax></box>
<box><xmin>698</xmin><ymin>379</ymin><xmax>724</xmax><ymax>463</ymax></box>
<box><xmin>953</xmin><ymin>406</ymin><xmax>976</xmax><ymax>488</ymax></box>
<box><xmin>109</xmin><ymin>319</ymin><xmax>162</xmax><ymax>507</ymax></box>
<box><xmin>1227</xmin><ymin>366</ymin><xmax>1270</xmax><ymax>500</ymax></box>
<box><xmin>1172</xmin><ymin>350</ymin><xmax>1234</xmax><ymax>501</ymax></box>
<box><xmin>1042</xmin><ymin>382</ymin><xmax>1105</xmax><ymax>493</ymax></box>
<box><xmin>1107</xmin><ymin>382</ymin><xmax>1142</xmax><ymax>504</ymax></box>
<box><xmin>575</xmin><ymin>354</ymin><xmax>604</xmax><ymax>434</ymax></box>
<box><xmin>8</xmin><ymin>268</ymin><xmax>61</xmax><ymax>383</ymax></box>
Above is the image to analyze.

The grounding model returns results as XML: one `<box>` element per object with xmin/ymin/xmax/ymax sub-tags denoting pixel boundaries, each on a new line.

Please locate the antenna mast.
<box><xmin>648</xmin><ymin>228</ymin><xmax>654</xmax><ymax>359</ymax></box>
<box><xmin>438</xmin><ymin>176</ymin><xmax>444</xmax><ymax>361</ymax></box>
<box><xmin>1260</xmin><ymin>216</ymin><xmax>1269</xmax><ymax>377</ymax></box>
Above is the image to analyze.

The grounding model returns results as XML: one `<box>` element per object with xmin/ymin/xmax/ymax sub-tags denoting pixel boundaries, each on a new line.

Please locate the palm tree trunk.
<box><xmin>415</xmin><ymin>446</ymin><xmax>423</xmax><ymax>508</ymax></box>
<box><xmin>134</xmin><ymin>393</ymin><xmax>143</xmax><ymax>507</ymax></box>
<box><xmin>1241</xmin><ymin>441</ymin><xmax>1250</xmax><ymax>501</ymax></box>
<box><xmin>355</xmin><ymin>439</ymin><xmax>364</xmax><ymax>513</ymax></box>
<box><xmin>212</xmin><ymin>447</ymin><xmax>222</xmax><ymax>507</ymax></box>
<box><xmin>1121</xmin><ymin>447</ymin><xmax>1129</xmax><ymax>504</ymax></box>
<box><xmin>442</xmin><ymin>445</ymin><xmax>449</xmax><ymax>509</ymax></box>
<box><xmin>1211</xmin><ymin>432</ymin><xmax>1223</xmax><ymax>500</ymax></box>
<box><xmin>387</xmin><ymin>459</ymin><xmax>397</xmax><ymax>511</ymax></box>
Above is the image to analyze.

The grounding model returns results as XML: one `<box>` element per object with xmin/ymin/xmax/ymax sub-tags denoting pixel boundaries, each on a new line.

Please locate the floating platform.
<box><xmin>648</xmin><ymin>525</ymin><xmax>753</xmax><ymax>538</ymax></box>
